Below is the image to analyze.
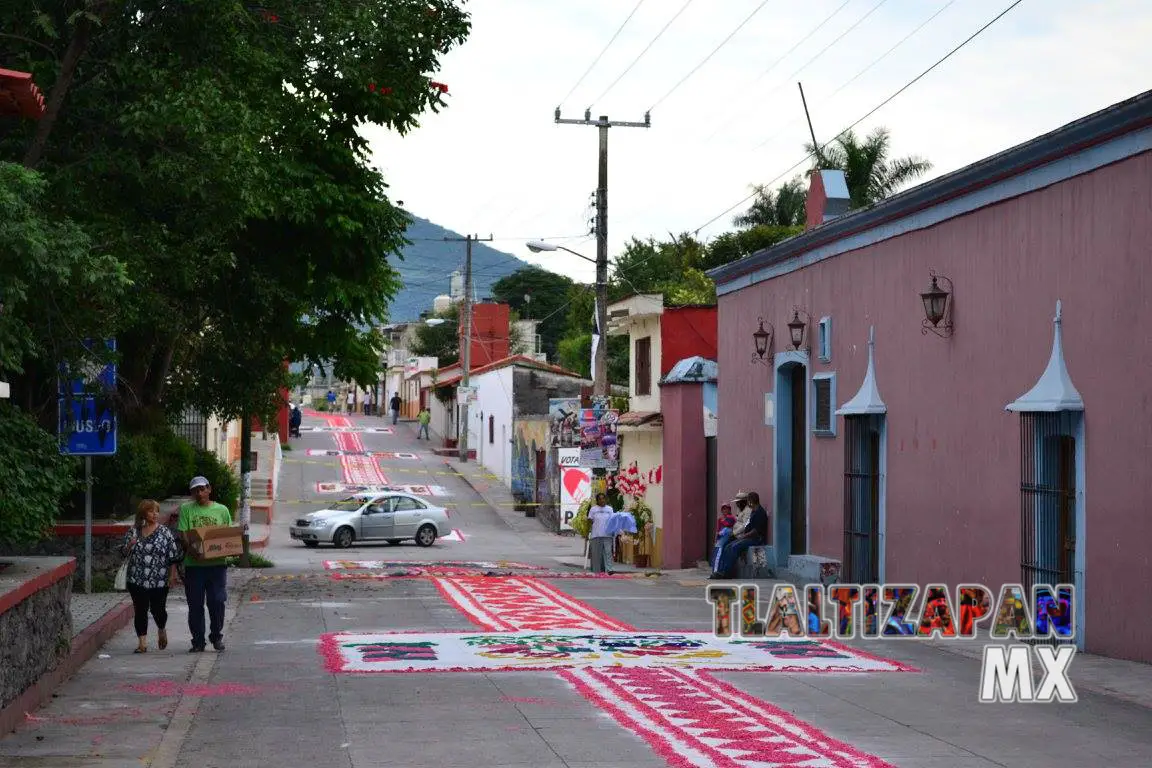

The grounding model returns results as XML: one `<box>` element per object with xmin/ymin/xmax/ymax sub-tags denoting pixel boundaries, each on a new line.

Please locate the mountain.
<box><xmin>386</xmin><ymin>215</ymin><xmax>531</xmax><ymax>322</ymax></box>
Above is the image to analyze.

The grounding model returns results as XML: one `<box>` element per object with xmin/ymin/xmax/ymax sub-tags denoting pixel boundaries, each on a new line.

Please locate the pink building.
<box><xmin>708</xmin><ymin>90</ymin><xmax>1152</xmax><ymax>663</ymax></box>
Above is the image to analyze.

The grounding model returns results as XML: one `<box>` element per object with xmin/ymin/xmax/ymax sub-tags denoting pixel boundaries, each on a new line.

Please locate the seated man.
<box><xmin>710</xmin><ymin>491</ymin><xmax>769</xmax><ymax>579</ymax></box>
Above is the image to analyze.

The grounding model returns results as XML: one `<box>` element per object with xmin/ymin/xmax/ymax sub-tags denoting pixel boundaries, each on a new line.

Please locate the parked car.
<box><xmin>289</xmin><ymin>491</ymin><xmax>450</xmax><ymax>548</ymax></box>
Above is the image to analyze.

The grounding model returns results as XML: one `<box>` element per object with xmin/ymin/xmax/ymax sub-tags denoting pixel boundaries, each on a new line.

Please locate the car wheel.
<box><xmin>415</xmin><ymin>524</ymin><xmax>437</xmax><ymax>548</ymax></box>
<box><xmin>386</xmin><ymin>539</ymin><xmax>402</xmax><ymax>545</ymax></box>
<box><xmin>303</xmin><ymin>541</ymin><xmax>319</xmax><ymax>548</ymax></box>
<box><xmin>333</xmin><ymin>526</ymin><xmax>355</xmax><ymax>549</ymax></box>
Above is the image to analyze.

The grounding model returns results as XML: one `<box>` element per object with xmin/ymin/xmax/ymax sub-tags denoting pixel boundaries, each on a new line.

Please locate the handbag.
<box><xmin>114</xmin><ymin>560</ymin><xmax>129</xmax><ymax>591</ymax></box>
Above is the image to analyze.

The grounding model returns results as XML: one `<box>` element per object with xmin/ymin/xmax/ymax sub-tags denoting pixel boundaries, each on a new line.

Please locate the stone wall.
<box><xmin>0</xmin><ymin>570</ymin><xmax>73</xmax><ymax>710</ymax></box>
<box><xmin>0</xmin><ymin>531</ymin><xmax>126</xmax><ymax>589</ymax></box>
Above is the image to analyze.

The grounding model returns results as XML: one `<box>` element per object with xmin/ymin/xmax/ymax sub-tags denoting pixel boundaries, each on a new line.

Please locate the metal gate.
<box><xmin>1019</xmin><ymin>412</ymin><xmax>1076</xmax><ymax>590</ymax></box>
<box><xmin>843</xmin><ymin>415</ymin><xmax>882</xmax><ymax>583</ymax></box>
<box><xmin>172</xmin><ymin>408</ymin><xmax>208</xmax><ymax>451</ymax></box>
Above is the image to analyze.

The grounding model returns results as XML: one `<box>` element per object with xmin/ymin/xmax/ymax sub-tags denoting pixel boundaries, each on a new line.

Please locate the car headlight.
<box><xmin>309</xmin><ymin>519</ymin><xmax>332</xmax><ymax>529</ymax></box>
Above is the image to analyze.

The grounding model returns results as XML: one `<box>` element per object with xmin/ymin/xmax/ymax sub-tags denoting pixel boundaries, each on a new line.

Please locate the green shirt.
<box><xmin>418</xmin><ymin>411</ymin><xmax>431</xmax><ymax>425</ymax></box>
<box><xmin>178</xmin><ymin>501</ymin><xmax>233</xmax><ymax>567</ymax></box>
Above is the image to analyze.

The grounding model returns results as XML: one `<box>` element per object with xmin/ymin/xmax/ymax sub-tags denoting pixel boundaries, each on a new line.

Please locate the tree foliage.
<box><xmin>0</xmin><ymin>403</ymin><xmax>77</xmax><ymax>545</ymax></box>
<box><xmin>807</xmin><ymin>127</ymin><xmax>932</xmax><ymax>209</ymax></box>
<box><xmin>490</xmin><ymin>266</ymin><xmax>574</xmax><ymax>360</ymax></box>
<box><xmin>410</xmin><ymin>310</ymin><xmax>459</xmax><ymax>362</ymax></box>
<box><xmin>734</xmin><ymin>176</ymin><xmax>807</xmax><ymax>228</ymax></box>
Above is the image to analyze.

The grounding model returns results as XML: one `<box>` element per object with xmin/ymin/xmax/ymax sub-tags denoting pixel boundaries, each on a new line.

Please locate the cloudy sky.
<box><xmin>363</xmin><ymin>0</ymin><xmax>1152</xmax><ymax>284</ymax></box>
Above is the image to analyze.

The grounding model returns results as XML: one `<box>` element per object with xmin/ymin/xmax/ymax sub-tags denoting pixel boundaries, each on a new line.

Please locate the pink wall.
<box><xmin>660</xmin><ymin>383</ymin><xmax>709</xmax><ymax>568</ymax></box>
<box><xmin>716</xmin><ymin>151</ymin><xmax>1152</xmax><ymax>662</ymax></box>
<box><xmin>661</xmin><ymin>307</ymin><xmax>718</xmax><ymax>376</ymax></box>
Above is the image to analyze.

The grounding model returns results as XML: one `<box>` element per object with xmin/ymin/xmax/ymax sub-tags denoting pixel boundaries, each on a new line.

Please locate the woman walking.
<box><xmin>121</xmin><ymin>499</ymin><xmax>181</xmax><ymax>653</ymax></box>
<box><xmin>587</xmin><ymin>493</ymin><xmax>615</xmax><ymax>574</ymax></box>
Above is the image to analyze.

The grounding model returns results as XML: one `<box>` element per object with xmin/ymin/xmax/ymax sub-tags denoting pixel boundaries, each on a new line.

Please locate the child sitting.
<box><xmin>711</xmin><ymin>504</ymin><xmax>737</xmax><ymax>574</ymax></box>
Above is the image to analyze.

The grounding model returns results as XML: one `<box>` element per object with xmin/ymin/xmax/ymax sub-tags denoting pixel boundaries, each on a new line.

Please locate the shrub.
<box><xmin>0</xmin><ymin>402</ymin><xmax>77</xmax><ymax>545</ymax></box>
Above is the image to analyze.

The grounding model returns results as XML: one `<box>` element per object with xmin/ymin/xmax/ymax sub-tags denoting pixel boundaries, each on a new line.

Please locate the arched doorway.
<box><xmin>773</xmin><ymin>353</ymin><xmax>809</xmax><ymax>569</ymax></box>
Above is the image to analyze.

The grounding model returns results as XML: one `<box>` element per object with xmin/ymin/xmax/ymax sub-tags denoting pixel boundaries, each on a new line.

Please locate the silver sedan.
<box><xmin>289</xmin><ymin>491</ymin><xmax>451</xmax><ymax>549</ymax></box>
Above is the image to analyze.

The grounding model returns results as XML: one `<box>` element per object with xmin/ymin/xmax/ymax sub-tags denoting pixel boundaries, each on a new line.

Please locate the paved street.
<box><xmin>3</xmin><ymin>409</ymin><xmax>1152</xmax><ymax>768</ymax></box>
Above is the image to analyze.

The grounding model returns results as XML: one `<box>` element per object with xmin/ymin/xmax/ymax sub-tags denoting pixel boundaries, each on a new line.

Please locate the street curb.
<box><xmin>0</xmin><ymin>598</ymin><xmax>132</xmax><ymax>736</ymax></box>
<box><xmin>441</xmin><ymin>461</ymin><xmax>522</xmax><ymax>533</ymax></box>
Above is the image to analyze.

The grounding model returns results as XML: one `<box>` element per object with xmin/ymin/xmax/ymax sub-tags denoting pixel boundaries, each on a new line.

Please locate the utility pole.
<box><xmin>238</xmin><ymin>410</ymin><xmax>251</xmax><ymax>566</ymax></box>
<box><xmin>442</xmin><ymin>233</ymin><xmax>492</xmax><ymax>462</ymax></box>
<box><xmin>554</xmin><ymin>108</ymin><xmax>650</xmax><ymax>396</ymax></box>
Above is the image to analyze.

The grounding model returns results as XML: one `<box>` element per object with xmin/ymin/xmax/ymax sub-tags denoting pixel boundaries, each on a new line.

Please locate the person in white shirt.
<box><xmin>587</xmin><ymin>494</ymin><xmax>615</xmax><ymax>574</ymax></box>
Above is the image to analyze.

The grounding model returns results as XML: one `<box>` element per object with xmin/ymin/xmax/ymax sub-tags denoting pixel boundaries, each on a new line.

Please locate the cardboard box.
<box><xmin>186</xmin><ymin>525</ymin><xmax>244</xmax><ymax>560</ymax></box>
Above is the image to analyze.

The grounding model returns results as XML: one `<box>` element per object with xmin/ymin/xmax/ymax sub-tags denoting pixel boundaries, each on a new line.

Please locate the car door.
<box><xmin>360</xmin><ymin>496</ymin><xmax>395</xmax><ymax>540</ymax></box>
<box><xmin>391</xmin><ymin>495</ymin><xmax>427</xmax><ymax>538</ymax></box>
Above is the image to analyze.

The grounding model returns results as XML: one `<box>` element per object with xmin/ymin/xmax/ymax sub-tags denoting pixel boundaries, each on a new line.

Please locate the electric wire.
<box><xmin>647</xmin><ymin>0</ymin><xmax>777</xmax><ymax>113</ymax></box>
<box><xmin>559</xmin><ymin>0</ymin><xmax>649</xmax><ymax>107</ymax></box>
<box><xmin>586</xmin><ymin>0</ymin><xmax>697</xmax><ymax>109</ymax></box>
<box><xmin>701</xmin><ymin>0</ymin><xmax>853</xmax><ymax>142</ymax></box>
<box><xmin>751</xmin><ymin>0</ymin><xmax>959</xmax><ymax>151</ymax></box>
<box><xmin>691</xmin><ymin>0</ymin><xmax>1029</xmax><ymax>236</ymax></box>
<box><xmin>705</xmin><ymin>0</ymin><xmax>890</xmax><ymax>145</ymax></box>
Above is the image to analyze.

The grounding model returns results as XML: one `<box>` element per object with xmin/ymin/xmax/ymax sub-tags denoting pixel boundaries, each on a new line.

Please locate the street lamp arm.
<box><xmin>555</xmin><ymin>246</ymin><xmax>597</xmax><ymax>265</ymax></box>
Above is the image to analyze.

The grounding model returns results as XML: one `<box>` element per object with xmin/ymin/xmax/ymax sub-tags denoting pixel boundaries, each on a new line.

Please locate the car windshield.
<box><xmin>325</xmin><ymin>496</ymin><xmax>365</xmax><ymax>511</ymax></box>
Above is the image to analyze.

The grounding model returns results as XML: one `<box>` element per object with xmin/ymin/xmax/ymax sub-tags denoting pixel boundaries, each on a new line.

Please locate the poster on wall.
<box><xmin>578</xmin><ymin>408</ymin><xmax>619</xmax><ymax>470</ymax></box>
<box><xmin>557</xmin><ymin>448</ymin><xmax>588</xmax><ymax>532</ymax></box>
<box><xmin>548</xmin><ymin>398</ymin><xmax>581</xmax><ymax>448</ymax></box>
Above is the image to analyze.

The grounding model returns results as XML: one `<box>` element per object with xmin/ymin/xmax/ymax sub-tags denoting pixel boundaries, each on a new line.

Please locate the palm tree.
<box><xmin>806</xmin><ymin>127</ymin><xmax>932</xmax><ymax>209</ymax></box>
<box><xmin>733</xmin><ymin>175</ymin><xmax>807</xmax><ymax>228</ymax></box>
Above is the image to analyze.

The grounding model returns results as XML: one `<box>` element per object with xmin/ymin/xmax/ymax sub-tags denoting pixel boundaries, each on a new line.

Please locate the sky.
<box><xmin>362</xmin><ymin>0</ymin><xmax>1152</xmax><ymax>285</ymax></box>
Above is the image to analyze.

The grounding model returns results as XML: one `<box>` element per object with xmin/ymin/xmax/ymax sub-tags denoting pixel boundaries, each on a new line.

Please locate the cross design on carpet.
<box><xmin>319</xmin><ymin>573</ymin><xmax>913</xmax><ymax>768</ymax></box>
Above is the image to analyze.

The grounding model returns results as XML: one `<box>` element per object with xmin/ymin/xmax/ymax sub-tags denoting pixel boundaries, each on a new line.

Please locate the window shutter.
<box><xmin>814</xmin><ymin>378</ymin><xmax>832</xmax><ymax>433</ymax></box>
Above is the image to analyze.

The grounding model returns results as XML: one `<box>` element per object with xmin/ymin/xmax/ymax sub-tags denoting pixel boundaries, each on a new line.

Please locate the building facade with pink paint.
<box><xmin>707</xmin><ymin>90</ymin><xmax>1152</xmax><ymax>663</ymax></box>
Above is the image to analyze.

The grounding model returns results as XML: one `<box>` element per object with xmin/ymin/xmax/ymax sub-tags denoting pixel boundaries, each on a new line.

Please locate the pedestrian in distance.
<box><xmin>121</xmin><ymin>499</ymin><xmax>182</xmax><ymax>653</ymax></box>
<box><xmin>390</xmin><ymin>391</ymin><xmax>402</xmax><ymax>425</ymax></box>
<box><xmin>587</xmin><ymin>493</ymin><xmax>616</xmax><ymax>574</ymax></box>
<box><xmin>178</xmin><ymin>476</ymin><xmax>232</xmax><ymax>652</ymax></box>
<box><xmin>417</xmin><ymin>407</ymin><xmax>431</xmax><ymax>439</ymax></box>
<box><xmin>710</xmin><ymin>503</ymin><xmax>737</xmax><ymax>574</ymax></box>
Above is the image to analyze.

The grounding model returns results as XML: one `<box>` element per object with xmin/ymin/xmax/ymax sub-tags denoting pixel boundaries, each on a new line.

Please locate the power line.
<box><xmin>647</xmin><ymin>0</ymin><xmax>777</xmax><ymax>112</ymax></box>
<box><xmin>701</xmin><ymin>0</ymin><xmax>853</xmax><ymax>142</ymax></box>
<box><xmin>559</xmin><ymin>0</ymin><xmax>649</xmax><ymax>107</ymax></box>
<box><xmin>692</xmin><ymin>0</ymin><xmax>1029</xmax><ymax>236</ymax></box>
<box><xmin>751</xmin><ymin>0</ymin><xmax>958</xmax><ymax>152</ymax></box>
<box><xmin>587</xmin><ymin>0</ymin><xmax>697</xmax><ymax>109</ymax></box>
<box><xmin>707</xmin><ymin>0</ymin><xmax>891</xmax><ymax>145</ymax></box>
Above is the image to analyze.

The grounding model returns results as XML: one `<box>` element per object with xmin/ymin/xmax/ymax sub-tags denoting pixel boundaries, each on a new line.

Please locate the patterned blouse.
<box><xmin>121</xmin><ymin>525</ymin><xmax>181</xmax><ymax>589</ymax></box>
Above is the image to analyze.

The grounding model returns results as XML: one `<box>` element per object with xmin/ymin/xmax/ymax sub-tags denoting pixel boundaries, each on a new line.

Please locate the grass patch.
<box><xmin>226</xmin><ymin>552</ymin><xmax>275</xmax><ymax>568</ymax></box>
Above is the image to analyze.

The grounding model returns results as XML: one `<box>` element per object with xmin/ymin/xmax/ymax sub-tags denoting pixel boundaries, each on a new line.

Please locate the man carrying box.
<box><xmin>179</xmin><ymin>476</ymin><xmax>234</xmax><ymax>652</ymax></box>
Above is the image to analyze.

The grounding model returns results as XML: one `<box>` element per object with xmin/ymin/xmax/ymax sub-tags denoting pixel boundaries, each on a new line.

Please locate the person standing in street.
<box><xmin>389</xmin><ymin>391</ymin><xmax>402</xmax><ymax>425</ymax></box>
<box><xmin>178</xmin><ymin>476</ymin><xmax>232</xmax><ymax>652</ymax></box>
<box><xmin>417</xmin><ymin>407</ymin><xmax>431</xmax><ymax>439</ymax></box>
<box><xmin>346</xmin><ymin>390</ymin><xmax>355</xmax><ymax>415</ymax></box>
<box><xmin>121</xmin><ymin>499</ymin><xmax>181</xmax><ymax>653</ymax></box>
<box><xmin>587</xmin><ymin>493</ymin><xmax>616</xmax><ymax>574</ymax></box>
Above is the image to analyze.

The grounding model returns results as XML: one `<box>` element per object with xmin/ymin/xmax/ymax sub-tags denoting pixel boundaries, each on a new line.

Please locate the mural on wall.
<box><xmin>511</xmin><ymin>419</ymin><xmax>559</xmax><ymax>523</ymax></box>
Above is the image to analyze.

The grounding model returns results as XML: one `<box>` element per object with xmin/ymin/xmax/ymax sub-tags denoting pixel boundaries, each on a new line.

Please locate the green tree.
<box><xmin>0</xmin><ymin>0</ymin><xmax>472</xmax><ymax>428</ymax></box>
<box><xmin>490</xmin><ymin>266</ymin><xmax>574</xmax><ymax>360</ymax></box>
<box><xmin>410</xmin><ymin>310</ymin><xmax>459</xmax><ymax>362</ymax></box>
<box><xmin>734</xmin><ymin>176</ymin><xmax>807</xmax><ymax>228</ymax></box>
<box><xmin>0</xmin><ymin>402</ymin><xmax>77</xmax><ymax>545</ymax></box>
<box><xmin>807</xmin><ymin>127</ymin><xmax>932</xmax><ymax>208</ymax></box>
<box><xmin>700</xmin><ymin>225</ymin><xmax>802</xmax><ymax>272</ymax></box>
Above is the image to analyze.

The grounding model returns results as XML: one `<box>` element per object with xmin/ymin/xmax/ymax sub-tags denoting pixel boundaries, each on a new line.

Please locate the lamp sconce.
<box><xmin>787</xmin><ymin>307</ymin><xmax>811</xmax><ymax>351</ymax></box>
<box><xmin>751</xmin><ymin>317</ymin><xmax>774</xmax><ymax>364</ymax></box>
<box><xmin>920</xmin><ymin>271</ymin><xmax>954</xmax><ymax>338</ymax></box>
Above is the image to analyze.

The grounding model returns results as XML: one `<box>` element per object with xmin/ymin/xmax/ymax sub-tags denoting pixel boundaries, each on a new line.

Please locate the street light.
<box><xmin>525</xmin><ymin>240</ymin><xmax>607</xmax><ymax>396</ymax></box>
<box><xmin>526</xmin><ymin>240</ymin><xmax>597</xmax><ymax>265</ymax></box>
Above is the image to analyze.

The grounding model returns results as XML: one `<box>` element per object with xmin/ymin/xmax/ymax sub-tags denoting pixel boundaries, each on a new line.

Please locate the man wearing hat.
<box><xmin>730</xmin><ymin>490</ymin><xmax>751</xmax><ymax>535</ymax></box>
<box><xmin>177</xmin><ymin>476</ymin><xmax>233</xmax><ymax>652</ymax></box>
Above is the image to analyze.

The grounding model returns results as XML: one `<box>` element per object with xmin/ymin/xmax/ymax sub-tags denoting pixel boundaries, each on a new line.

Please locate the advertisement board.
<box><xmin>558</xmin><ymin>448</ymin><xmax>589</xmax><ymax>532</ymax></box>
<box><xmin>578</xmin><ymin>408</ymin><xmax>619</xmax><ymax>470</ymax></box>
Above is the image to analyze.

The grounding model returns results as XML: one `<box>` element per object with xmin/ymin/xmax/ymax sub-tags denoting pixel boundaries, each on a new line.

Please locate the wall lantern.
<box><xmin>787</xmin><ymin>308</ymin><xmax>811</xmax><ymax>350</ymax></box>
<box><xmin>751</xmin><ymin>317</ymin><xmax>774</xmax><ymax>364</ymax></box>
<box><xmin>920</xmin><ymin>271</ymin><xmax>954</xmax><ymax>338</ymax></box>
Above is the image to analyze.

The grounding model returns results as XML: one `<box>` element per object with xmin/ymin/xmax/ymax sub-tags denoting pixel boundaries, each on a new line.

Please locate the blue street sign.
<box><xmin>58</xmin><ymin>339</ymin><xmax>118</xmax><ymax>456</ymax></box>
